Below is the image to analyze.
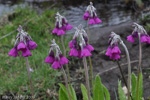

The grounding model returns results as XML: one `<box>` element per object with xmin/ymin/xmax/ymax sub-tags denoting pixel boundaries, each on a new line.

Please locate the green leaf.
<box><xmin>59</xmin><ymin>87</ymin><xmax>69</xmax><ymax>100</ymax></box>
<box><xmin>118</xmin><ymin>81</ymin><xmax>127</xmax><ymax>100</ymax></box>
<box><xmin>81</xmin><ymin>84</ymin><xmax>88</xmax><ymax>100</ymax></box>
<box><xmin>138</xmin><ymin>72</ymin><xmax>143</xmax><ymax>100</ymax></box>
<box><xmin>93</xmin><ymin>75</ymin><xmax>104</xmax><ymax>100</ymax></box>
<box><xmin>103</xmin><ymin>85</ymin><xmax>110</xmax><ymax>100</ymax></box>
<box><xmin>131</xmin><ymin>73</ymin><xmax>137</xmax><ymax>100</ymax></box>
<box><xmin>59</xmin><ymin>83</ymin><xmax>69</xmax><ymax>100</ymax></box>
<box><xmin>69</xmin><ymin>84</ymin><xmax>77</xmax><ymax>100</ymax></box>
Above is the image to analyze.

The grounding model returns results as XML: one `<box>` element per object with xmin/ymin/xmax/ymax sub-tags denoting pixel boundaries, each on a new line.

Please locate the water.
<box><xmin>0</xmin><ymin>0</ymin><xmax>140</xmax><ymax>30</ymax></box>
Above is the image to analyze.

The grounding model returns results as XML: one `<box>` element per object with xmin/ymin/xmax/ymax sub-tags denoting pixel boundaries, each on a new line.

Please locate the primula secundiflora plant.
<box><xmin>127</xmin><ymin>22</ymin><xmax>148</xmax><ymax>100</ymax></box>
<box><xmin>69</xmin><ymin>24</ymin><xmax>93</xmax><ymax>100</ymax></box>
<box><xmin>52</xmin><ymin>12</ymin><xmax>73</xmax><ymax>36</ymax></box>
<box><xmin>45</xmin><ymin>39</ymin><xmax>69</xmax><ymax>69</ymax></box>
<box><xmin>45</xmin><ymin>39</ymin><xmax>72</xmax><ymax>100</ymax></box>
<box><xmin>52</xmin><ymin>12</ymin><xmax>73</xmax><ymax>90</ymax></box>
<box><xmin>105</xmin><ymin>32</ymin><xmax>131</xmax><ymax>100</ymax></box>
<box><xmin>69</xmin><ymin>25</ymin><xmax>94</xmax><ymax>58</ymax></box>
<box><xmin>83</xmin><ymin>2</ymin><xmax>102</xmax><ymax>25</ymax></box>
<box><xmin>83</xmin><ymin>2</ymin><xmax>102</xmax><ymax>90</ymax></box>
<box><xmin>8</xmin><ymin>25</ymin><xmax>37</xmax><ymax>96</ymax></box>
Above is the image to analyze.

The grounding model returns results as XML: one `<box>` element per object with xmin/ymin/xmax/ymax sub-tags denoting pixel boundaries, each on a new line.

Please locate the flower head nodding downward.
<box><xmin>69</xmin><ymin>24</ymin><xmax>94</xmax><ymax>58</ymax></box>
<box><xmin>105</xmin><ymin>32</ymin><xmax>123</xmax><ymax>60</ymax></box>
<box><xmin>83</xmin><ymin>2</ymin><xmax>102</xmax><ymax>25</ymax></box>
<box><xmin>52</xmin><ymin>12</ymin><xmax>73</xmax><ymax>36</ymax></box>
<box><xmin>127</xmin><ymin>22</ymin><xmax>150</xmax><ymax>44</ymax></box>
<box><xmin>45</xmin><ymin>39</ymin><xmax>69</xmax><ymax>69</ymax></box>
<box><xmin>8</xmin><ymin>25</ymin><xmax>37</xmax><ymax>57</ymax></box>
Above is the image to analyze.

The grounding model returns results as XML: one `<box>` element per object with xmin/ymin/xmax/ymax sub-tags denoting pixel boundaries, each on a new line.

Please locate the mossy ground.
<box><xmin>0</xmin><ymin>7</ymin><xmax>73</xmax><ymax>99</ymax></box>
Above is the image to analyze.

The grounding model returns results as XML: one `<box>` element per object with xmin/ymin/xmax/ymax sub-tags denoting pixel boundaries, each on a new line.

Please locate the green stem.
<box><xmin>116</xmin><ymin>60</ymin><xmax>127</xmax><ymax>87</ymax></box>
<box><xmin>62</xmin><ymin>66</ymin><xmax>72</xmax><ymax>100</ymax></box>
<box><xmin>83</xmin><ymin>57</ymin><xmax>91</xmax><ymax>100</ymax></box>
<box><xmin>120</xmin><ymin>41</ymin><xmax>131</xmax><ymax>100</ymax></box>
<box><xmin>87</xmin><ymin>19</ymin><xmax>94</xmax><ymax>91</ymax></box>
<box><xmin>117</xmin><ymin>60</ymin><xmax>133</xmax><ymax>100</ymax></box>
<box><xmin>25</xmin><ymin>57</ymin><xmax>34</xmax><ymax>97</ymax></box>
<box><xmin>61</xmin><ymin>35</ymin><xmax>73</xmax><ymax>96</ymax></box>
<box><xmin>61</xmin><ymin>35</ymin><xmax>71</xmax><ymax>84</ymax></box>
<box><xmin>136</xmin><ymin>33</ymin><xmax>142</xmax><ymax>100</ymax></box>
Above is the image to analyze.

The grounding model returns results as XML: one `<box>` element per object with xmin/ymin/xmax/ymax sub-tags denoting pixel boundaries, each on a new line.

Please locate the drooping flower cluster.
<box><xmin>105</xmin><ymin>32</ymin><xmax>122</xmax><ymax>60</ymax></box>
<box><xmin>8</xmin><ymin>25</ymin><xmax>37</xmax><ymax>57</ymax></box>
<box><xmin>52</xmin><ymin>12</ymin><xmax>73</xmax><ymax>35</ymax></box>
<box><xmin>127</xmin><ymin>22</ymin><xmax>150</xmax><ymax>43</ymax></box>
<box><xmin>83</xmin><ymin>2</ymin><xmax>102</xmax><ymax>25</ymax></box>
<box><xmin>45</xmin><ymin>39</ymin><xmax>69</xmax><ymax>69</ymax></box>
<box><xmin>69</xmin><ymin>24</ymin><xmax>94</xmax><ymax>58</ymax></box>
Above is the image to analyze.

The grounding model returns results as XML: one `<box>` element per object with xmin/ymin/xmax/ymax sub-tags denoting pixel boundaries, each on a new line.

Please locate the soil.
<box><xmin>88</xmin><ymin>20</ymin><xmax>150</xmax><ymax>99</ymax></box>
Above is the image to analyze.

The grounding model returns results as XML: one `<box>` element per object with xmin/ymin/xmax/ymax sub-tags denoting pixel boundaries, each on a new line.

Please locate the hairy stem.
<box><xmin>136</xmin><ymin>33</ymin><xmax>142</xmax><ymax>100</ymax></box>
<box><xmin>87</xmin><ymin>19</ymin><xmax>94</xmax><ymax>91</ymax></box>
<box><xmin>116</xmin><ymin>60</ymin><xmax>127</xmax><ymax>87</ymax></box>
<box><xmin>25</xmin><ymin>57</ymin><xmax>34</xmax><ymax>97</ymax></box>
<box><xmin>61</xmin><ymin>35</ymin><xmax>71</xmax><ymax>84</ymax></box>
<box><xmin>61</xmin><ymin>35</ymin><xmax>73</xmax><ymax>96</ymax></box>
<box><xmin>117</xmin><ymin>60</ymin><xmax>133</xmax><ymax>100</ymax></box>
<box><xmin>83</xmin><ymin>57</ymin><xmax>91</xmax><ymax>100</ymax></box>
<box><xmin>62</xmin><ymin>66</ymin><xmax>72</xmax><ymax>100</ymax></box>
<box><xmin>120</xmin><ymin>41</ymin><xmax>131</xmax><ymax>100</ymax></box>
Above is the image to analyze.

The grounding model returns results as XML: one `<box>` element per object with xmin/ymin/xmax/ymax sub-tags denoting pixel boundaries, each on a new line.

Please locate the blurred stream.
<box><xmin>0</xmin><ymin>0</ymin><xmax>142</xmax><ymax>31</ymax></box>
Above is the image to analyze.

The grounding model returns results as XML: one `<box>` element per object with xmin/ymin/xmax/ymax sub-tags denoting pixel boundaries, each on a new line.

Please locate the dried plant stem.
<box><xmin>120</xmin><ymin>41</ymin><xmax>131</xmax><ymax>100</ymax></box>
<box><xmin>87</xmin><ymin>19</ymin><xmax>94</xmax><ymax>90</ymax></box>
<box><xmin>83</xmin><ymin>57</ymin><xmax>91</xmax><ymax>100</ymax></box>
<box><xmin>25</xmin><ymin>57</ymin><xmax>34</xmax><ymax>97</ymax></box>
<box><xmin>62</xmin><ymin>66</ymin><xmax>72</xmax><ymax>100</ymax></box>
<box><xmin>136</xmin><ymin>34</ymin><xmax>142</xmax><ymax>100</ymax></box>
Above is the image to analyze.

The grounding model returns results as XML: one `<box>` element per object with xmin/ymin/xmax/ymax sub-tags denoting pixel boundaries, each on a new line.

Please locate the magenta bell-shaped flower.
<box><xmin>45</xmin><ymin>50</ymin><xmax>55</xmax><ymax>64</ymax></box>
<box><xmin>52</xmin><ymin>59</ymin><xmax>61</xmax><ymax>69</ymax></box>
<box><xmin>59</xmin><ymin>54</ymin><xmax>69</xmax><ymax>65</ymax></box>
<box><xmin>105</xmin><ymin>45</ymin><xmax>121</xmax><ymax>60</ymax></box>
<box><xmin>52</xmin><ymin>12</ymin><xmax>73</xmax><ymax>36</ymax></box>
<box><xmin>17</xmin><ymin>41</ymin><xmax>26</xmax><ymax>51</ymax></box>
<box><xmin>8</xmin><ymin>25</ymin><xmax>37</xmax><ymax>58</ymax></box>
<box><xmin>8</xmin><ymin>47</ymin><xmax>19</xmax><ymax>57</ymax></box>
<box><xmin>45</xmin><ymin>39</ymin><xmax>69</xmax><ymax>69</ymax></box>
<box><xmin>69</xmin><ymin>48</ymin><xmax>79</xmax><ymax>57</ymax></box>
<box><xmin>21</xmin><ymin>47</ymin><xmax>32</xmax><ymax>57</ymax></box>
<box><xmin>127</xmin><ymin>23</ymin><xmax>150</xmax><ymax>44</ymax></box>
<box><xmin>81</xmin><ymin>47</ymin><xmax>92</xmax><ymax>57</ymax></box>
<box><xmin>83</xmin><ymin>2</ymin><xmax>102</xmax><ymax>25</ymax></box>
<box><xmin>69</xmin><ymin>24</ymin><xmax>94</xmax><ymax>58</ymax></box>
<box><xmin>27</xmin><ymin>40</ymin><xmax>37</xmax><ymax>50</ymax></box>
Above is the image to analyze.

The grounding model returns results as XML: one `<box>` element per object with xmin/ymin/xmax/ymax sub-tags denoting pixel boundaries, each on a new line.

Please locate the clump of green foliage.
<box><xmin>0</xmin><ymin>7</ymin><xmax>71</xmax><ymax>99</ymax></box>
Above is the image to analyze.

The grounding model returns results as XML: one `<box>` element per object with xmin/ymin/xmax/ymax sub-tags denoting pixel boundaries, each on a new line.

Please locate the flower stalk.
<box><xmin>116</xmin><ymin>60</ymin><xmax>127</xmax><ymax>87</ymax></box>
<box><xmin>61</xmin><ymin>35</ymin><xmax>71</xmax><ymax>85</ymax></box>
<box><xmin>120</xmin><ymin>40</ymin><xmax>131</xmax><ymax>100</ymax></box>
<box><xmin>83</xmin><ymin>57</ymin><xmax>91</xmax><ymax>100</ymax></box>
<box><xmin>106</xmin><ymin>32</ymin><xmax>131</xmax><ymax>100</ymax></box>
<box><xmin>87</xmin><ymin>19</ymin><xmax>94</xmax><ymax>90</ymax></box>
<box><xmin>62</xmin><ymin>66</ymin><xmax>72</xmax><ymax>100</ymax></box>
<box><xmin>25</xmin><ymin>57</ymin><xmax>34</xmax><ymax>97</ymax></box>
<box><xmin>61</xmin><ymin>35</ymin><xmax>73</xmax><ymax>96</ymax></box>
<box><xmin>136</xmin><ymin>33</ymin><xmax>142</xmax><ymax>100</ymax></box>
